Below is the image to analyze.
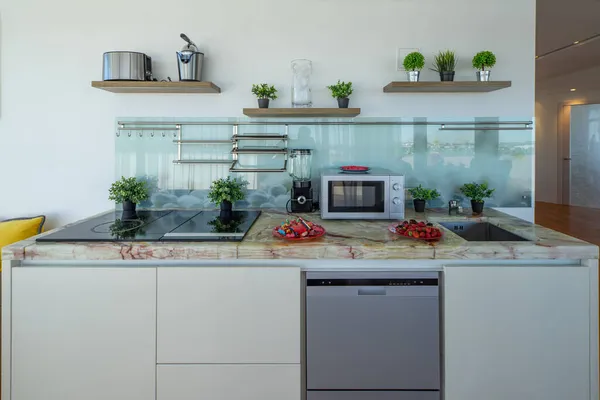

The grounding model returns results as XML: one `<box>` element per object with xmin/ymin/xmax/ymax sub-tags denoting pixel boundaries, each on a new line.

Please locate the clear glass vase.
<box><xmin>291</xmin><ymin>59</ymin><xmax>312</xmax><ymax>108</ymax></box>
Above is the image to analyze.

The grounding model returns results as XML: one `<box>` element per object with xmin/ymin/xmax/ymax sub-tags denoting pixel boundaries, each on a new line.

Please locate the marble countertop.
<box><xmin>3</xmin><ymin>209</ymin><xmax>598</xmax><ymax>261</ymax></box>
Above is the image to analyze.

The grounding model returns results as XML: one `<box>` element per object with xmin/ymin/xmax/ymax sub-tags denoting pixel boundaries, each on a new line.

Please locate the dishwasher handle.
<box><xmin>357</xmin><ymin>287</ymin><xmax>387</xmax><ymax>296</ymax></box>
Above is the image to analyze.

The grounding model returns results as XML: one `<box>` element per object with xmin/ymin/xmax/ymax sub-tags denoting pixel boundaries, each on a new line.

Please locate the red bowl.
<box><xmin>388</xmin><ymin>223</ymin><xmax>443</xmax><ymax>242</ymax></box>
<box><xmin>340</xmin><ymin>165</ymin><xmax>370</xmax><ymax>172</ymax></box>
<box><xmin>272</xmin><ymin>225</ymin><xmax>326</xmax><ymax>241</ymax></box>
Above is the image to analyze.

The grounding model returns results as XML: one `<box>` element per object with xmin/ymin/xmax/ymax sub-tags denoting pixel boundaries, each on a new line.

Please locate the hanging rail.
<box><xmin>118</xmin><ymin>120</ymin><xmax>533</xmax><ymax>127</ymax></box>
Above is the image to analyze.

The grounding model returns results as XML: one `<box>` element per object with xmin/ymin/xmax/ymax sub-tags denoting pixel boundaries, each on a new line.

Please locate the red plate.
<box><xmin>388</xmin><ymin>223</ymin><xmax>443</xmax><ymax>242</ymax></box>
<box><xmin>272</xmin><ymin>225</ymin><xmax>326</xmax><ymax>241</ymax></box>
<box><xmin>340</xmin><ymin>165</ymin><xmax>370</xmax><ymax>172</ymax></box>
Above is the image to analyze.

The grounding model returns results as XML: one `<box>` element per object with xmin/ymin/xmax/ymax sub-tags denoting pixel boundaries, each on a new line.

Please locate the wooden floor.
<box><xmin>535</xmin><ymin>202</ymin><xmax>600</xmax><ymax>245</ymax></box>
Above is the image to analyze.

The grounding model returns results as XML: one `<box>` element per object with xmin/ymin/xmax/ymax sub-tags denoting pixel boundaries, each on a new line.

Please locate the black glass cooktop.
<box><xmin>37</xmin><ymin>210</ymin><xmax>261</xmax><ymax>242</ymax></box>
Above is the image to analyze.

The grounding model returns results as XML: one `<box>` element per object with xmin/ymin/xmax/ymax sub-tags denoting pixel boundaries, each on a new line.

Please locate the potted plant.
<box><xmin>108</xmin><ymin>176</ymin><xmax>149</xmax><ymax>216</ymax></box>
<box><xmin>208</xmin><ymin>176</ymin><xmax>248</xmax><ymax>212</ymax></box>
<box><xmin>251</xmin><ymin>83</ymin><xmax>278</xmax><ymax>108</ymax></box>
<box><xmin>408</xmin><ymin>185</ymin><xmax>441</xmax><ymax>212</ymax></box>
<box><xmin>472</xmin><ymin>50</ymin><xmax>496</xmax><ymax>82</ymax></box>
<box><xmin>327</xmin><ymin>80</ymin><xmax>354</xmax><ymax>108</ymax></box>
<box><xmin>403</xmin><ymin>52</ymin><xmax>425</xmax><ymax>82</ymax></box>
<box><xmin>431</xmin><ymin>50</ymin><xmax>458</xmax><ymax>82</ymax></box>
<box><xmin>459</xmin><ymin>182</ymin><xmax>495</xmax><ymax>214</ymax></box>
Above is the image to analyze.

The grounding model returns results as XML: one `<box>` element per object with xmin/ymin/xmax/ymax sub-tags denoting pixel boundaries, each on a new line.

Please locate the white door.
<box><xmin>444</xmin><ymin>265</ymin><xmax>590</xmax><ymax>400</ymax></box>
<box><xmin>562</xmin><ymin>103</ymin><xmax>600</xmax><ymax>207</ymax></box>
<box><xmin>157</xmin><ymin>266</ymin><xmax>300</xmax><ymax>363</ymax></box>
<box><xmin>11</xmin><ymin>267</ymin><xmax>156</xmax><ymax>400</ymax></box>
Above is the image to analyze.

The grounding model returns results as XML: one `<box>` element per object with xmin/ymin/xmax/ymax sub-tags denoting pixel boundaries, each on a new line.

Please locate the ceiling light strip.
<box><xmin>536</xmin><ymin>33</ymin><xmax>600</xmax><ymax>60</ymax></box>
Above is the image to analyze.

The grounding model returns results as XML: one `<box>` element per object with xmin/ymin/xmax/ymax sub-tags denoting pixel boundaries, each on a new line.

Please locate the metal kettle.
<box><xmin>176</xmin><ymin>33</ymin><xmax>204</xmax><ymax>81</ymax></box>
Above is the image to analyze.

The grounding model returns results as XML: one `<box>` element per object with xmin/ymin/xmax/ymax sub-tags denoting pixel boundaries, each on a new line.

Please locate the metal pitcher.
<box><xmin>177</xmin><ymin>33</ymin><xmax>204</xmax><ymax>81</ymax></box>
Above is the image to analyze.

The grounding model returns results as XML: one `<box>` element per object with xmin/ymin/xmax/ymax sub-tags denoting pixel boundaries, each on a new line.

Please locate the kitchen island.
<box><xmin>2</xmin><ymin>208</ymin><xmax>598</xmax><ymax>400</ymax></box>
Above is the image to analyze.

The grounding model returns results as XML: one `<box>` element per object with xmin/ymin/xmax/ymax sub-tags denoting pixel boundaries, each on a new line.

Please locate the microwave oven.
<box><xmin>320</xmin><ymin>168</ymin><xmax>405</xmax><ymax>220</ymax></box>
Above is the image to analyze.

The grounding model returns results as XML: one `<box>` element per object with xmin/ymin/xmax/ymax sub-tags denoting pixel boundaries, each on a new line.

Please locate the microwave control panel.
<box><xmin>389</xmin><ymin>176</ymin><xmax>405</xmax><ymax>220</ymax></box>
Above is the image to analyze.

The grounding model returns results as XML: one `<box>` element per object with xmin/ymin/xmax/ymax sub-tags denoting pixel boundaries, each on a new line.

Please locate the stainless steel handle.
<box><xmin>173</xmin><ymin>159</ymin><xmax>233</xmax><ymax>164</ymax></box>
<box><xmin>358</xmin><ymin>287</ymin><xmax>387</xmax><ymax>296</ymax></box>
<box><xmin>174</xmin><ymin>140</ymin><xmax>232</xmax><ymax>144</ymax></box>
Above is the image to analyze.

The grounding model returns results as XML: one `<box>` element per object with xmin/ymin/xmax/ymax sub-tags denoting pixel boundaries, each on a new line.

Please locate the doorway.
<box><xmin>559</xmin><ymin>103</ymin><xmax>600</xmax><ymax>207</ymax></box>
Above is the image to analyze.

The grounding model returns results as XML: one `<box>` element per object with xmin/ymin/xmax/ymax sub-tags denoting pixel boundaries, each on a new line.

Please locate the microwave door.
<box><xmin>327</xmin><ymin>180</ymin><xmax>388</xmax><ymax>218</ymax></box>
<box><xmin>343</xmin><ymin>182</ymin><xmax>357</xmax><ymax>205</ymax></box>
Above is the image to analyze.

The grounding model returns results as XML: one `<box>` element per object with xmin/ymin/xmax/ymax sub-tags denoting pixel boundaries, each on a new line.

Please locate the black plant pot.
<box><xmin>257</xmin><ymin>99</ymin><xmax>270</xmax><ymax>108</ymax></box>
<box><xmin>337</xmin><ymin>97</ymin><xmax>350</xmax><ymax>108</ymax></box>
<box><xmin>471</xmin><ymin>200</ymin><xmax>485</xmax><ymax>214</ymax></box>
<box><xmin>121</xmin><ymin>200</ymin><xmax>137</xmax><ymax>220</ymax></box>
<box><xmin>220</xmin><ymin>200</ymin><xmax>233</xmax><ymax>211</ymax></box>
<box><xmin>220</xmin><ymin>200</ymin><xmax>233</xmax><ymax>220</ymax></box>
<box><xmin>413</xmin><ymin>199</ymin><xmax>426</xmax><ymax>213</ymax></box>
<box><xmin>123</xmin><ymin>200</ymin><xmax>137</xmax><ymax>211</ymax></box>
<box><xmin>440</xmin><ymin>71</ymin><xmax>455</xmax><ymax>82</ymax></box>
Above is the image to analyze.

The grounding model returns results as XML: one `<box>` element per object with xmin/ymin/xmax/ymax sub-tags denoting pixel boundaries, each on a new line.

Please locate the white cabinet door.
<box><xmin>11</xmin><ymin>267</ymin><xmax>156</xmax><ymax>400</ymax></box>
<box><xmin>157</xmin><ymin>266</ymin><xmax>300</xmax><ymax>363</ymax></box>
<box><xmin>444</xmin><ymin>265</ymin><xmax>590</xmax><ymax>400</ymax></box>
<box><xmin>157</xmin><ymin>364</ymin><xmax>301</xmax><ymax>400</ymax></box>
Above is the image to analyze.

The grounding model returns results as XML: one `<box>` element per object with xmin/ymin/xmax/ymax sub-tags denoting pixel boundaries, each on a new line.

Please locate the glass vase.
<box><xmin>291</xmin><ymin>59</ymin><xmax>312</xmax><ymax>108</ymax></box>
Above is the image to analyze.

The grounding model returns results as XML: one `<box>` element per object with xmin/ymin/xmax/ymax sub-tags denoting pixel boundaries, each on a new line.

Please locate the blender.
<box><xmin>288</xmin><ymin>149</ymin><xmax>314</xmax><ymax>213</ymax></box>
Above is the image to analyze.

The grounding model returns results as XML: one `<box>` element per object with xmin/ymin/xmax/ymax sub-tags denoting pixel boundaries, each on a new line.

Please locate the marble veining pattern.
<box><xmin>2</xmin><ymin>209</ymin><xmax>598</xmax><ymax>261</ymax></box>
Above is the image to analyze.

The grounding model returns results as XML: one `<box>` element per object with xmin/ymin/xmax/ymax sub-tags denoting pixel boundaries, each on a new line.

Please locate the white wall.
<box><xmin>0</xmin><ymin>0</ymin><xmax>535</xmax><ymax>227</ymax></box>
<box><xmin>535</xmin><ymin>65</ymin><xmax>600</xmax><ymax>204</ymax></box>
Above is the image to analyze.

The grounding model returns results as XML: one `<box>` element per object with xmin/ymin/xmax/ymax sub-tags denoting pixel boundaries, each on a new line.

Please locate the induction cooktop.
<box><xmin>36</xmin><ymin>210</ymin><xmax>262</xmax><ymax>242</ymax></box>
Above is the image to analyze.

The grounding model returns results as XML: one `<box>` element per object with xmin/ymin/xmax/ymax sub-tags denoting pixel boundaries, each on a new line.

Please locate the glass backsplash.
<box><xmin>115</xmin><ymin>117</ymin><xmax>534</xmax><ymax>210</ymax></box>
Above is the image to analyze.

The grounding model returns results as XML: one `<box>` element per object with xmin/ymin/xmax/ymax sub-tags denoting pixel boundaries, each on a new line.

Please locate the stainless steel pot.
<box><xmin>103</xmin><ymin>51</ymin><xmax>152</xmax><ymax>81</ymax></box>
<box><xmin>177</xmin><ymin>33</ymin><xmax>204</xmax><ymax>81</ymax></box>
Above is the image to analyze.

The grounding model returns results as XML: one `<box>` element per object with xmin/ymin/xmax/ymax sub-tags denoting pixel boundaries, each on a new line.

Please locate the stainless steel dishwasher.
<box><xmin>306</xmin><ymin>271</ymin><xmax>441</xmax><ymax>400</ymax></box>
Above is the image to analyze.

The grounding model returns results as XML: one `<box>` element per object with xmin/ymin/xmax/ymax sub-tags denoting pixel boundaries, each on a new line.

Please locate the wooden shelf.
<box><xmin>91</xmin><ymin>81</ymin><xmax>221</xmax><ymax>94</ymax></box>
<box><xmin>383</xmin><ymin>81</ymin><xmax>512</xmax><ymax>93</ymax></box>
<box><xmin>243</xmin><ymin>108</ymin><xmax>361</xmax><ymax>118</ymax></box>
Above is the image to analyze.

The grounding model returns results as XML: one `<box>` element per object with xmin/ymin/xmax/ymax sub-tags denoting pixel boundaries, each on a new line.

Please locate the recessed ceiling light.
<box><xmin>570</xmin><ymin>88</ymin><xmax>577</xmax><ymax>92</ymax></box>
<box><xmin>574</xmin><ymin>41</ymin><xmax>580</xmax><ymax>44</ymax></box>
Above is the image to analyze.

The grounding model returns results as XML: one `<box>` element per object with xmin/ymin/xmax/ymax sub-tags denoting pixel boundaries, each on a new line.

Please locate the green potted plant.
<box><xmin>327</xmin><ymin>80</ymin><xmax>354</xmax><ymax>108</ymax></box>
<box><xmin>408</xmin><ymin>185</ymin><xmax>441</xmax><ymax>213</ymax></box>
<box><xmin>403</xmin><ymin>52</ymin><xmax>425</xmax><ymax>82</ymax></box>
<box><xmin>459</xmin><ymin>182</ymin><xmax>495</xmax><ymax>214</ymax></box>
<box><xmin>472</xmin><ymin>50</ymin><xmax>496</xmax><ymax>82</ymax></box>
<box><xmin>430</xmin><ymin>50</ymin><xmax>458</xmax><ymax>81</ymax></box>
<box><xmin>208</xmin><ymin>176</ymin><xmax>248</xmax><ymax>212</ymax></box>
<box><xmin>108</xmin><ymin>176</ymin><xmax>149</xmax><ymax>215</ymax></box>
<box><xmin>251</xmin><ymin>83</ymin><xmax>278</xmax><ymax>108</ymax></box>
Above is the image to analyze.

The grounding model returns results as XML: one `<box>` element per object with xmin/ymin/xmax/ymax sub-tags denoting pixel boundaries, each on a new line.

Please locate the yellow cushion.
<box><xmin>0</xmin><ymin>215</ymin><xmax>46</xmax><ymax>250</ymax></box>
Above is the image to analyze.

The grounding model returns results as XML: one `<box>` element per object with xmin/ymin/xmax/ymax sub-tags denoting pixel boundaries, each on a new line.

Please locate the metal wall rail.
<box><xmin>117</xmin><ymin>120</ymin><xmax>533</xmax><ymax>128</ymax></box>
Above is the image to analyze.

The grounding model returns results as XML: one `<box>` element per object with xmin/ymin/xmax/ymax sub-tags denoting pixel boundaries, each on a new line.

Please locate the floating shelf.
<box><xmin>243</xmin><ymin>108</ymin><xmax>361</xmax><ymax>118</ymax></box>
<box><xmin>383</xmin><ymin>81</ymin><xmax>512</xmax><ymax>93</ymax></box>
<box><xmin>91</xmin><ymin>81</ymin><xmax>221</xmax><ymax>94</ymax></box>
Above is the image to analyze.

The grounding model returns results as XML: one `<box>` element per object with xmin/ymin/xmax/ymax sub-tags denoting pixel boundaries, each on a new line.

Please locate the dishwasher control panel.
<box><xmin>307</xmin><ymin>278</ymin><xmax>438</xmax><ymax>286</ymax></box>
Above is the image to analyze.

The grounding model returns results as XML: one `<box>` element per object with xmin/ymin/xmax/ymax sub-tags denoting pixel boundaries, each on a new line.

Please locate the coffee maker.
<box><xmin>288</xmin><ymin>149</ymin><xmax>314</xmax><ymax>213</ymax></box>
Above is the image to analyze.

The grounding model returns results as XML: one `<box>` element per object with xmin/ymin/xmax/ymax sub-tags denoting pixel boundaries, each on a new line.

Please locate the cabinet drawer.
<box><xmin>157</xmin><ymin>267</ymin><xmax>300</xmax><ymax>363</ymax></box>
<box><xmin>157</xmin><ymin>364</ymin><xmax>301</xmax><ymax>400</ymax></box>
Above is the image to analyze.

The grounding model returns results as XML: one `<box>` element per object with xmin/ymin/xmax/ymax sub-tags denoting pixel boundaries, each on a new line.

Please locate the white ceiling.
<box><xmin>536</xmin><ymin>0</ymin><xmax>600</xmax><ymax>82</ymax></box>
